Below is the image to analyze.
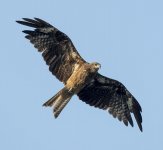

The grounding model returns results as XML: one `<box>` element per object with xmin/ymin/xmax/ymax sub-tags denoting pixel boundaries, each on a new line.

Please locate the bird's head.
<box><xmin>90</xmin><ymin>62</ymin><xmax>101</xmax><ymax>72</ymax></box>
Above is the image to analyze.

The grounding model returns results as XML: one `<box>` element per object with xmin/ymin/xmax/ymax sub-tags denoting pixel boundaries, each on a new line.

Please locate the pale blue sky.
<box><xmin>0</xmin><ymin>0</ymin><xmax>163</xmax><ymax>149</ymax></box>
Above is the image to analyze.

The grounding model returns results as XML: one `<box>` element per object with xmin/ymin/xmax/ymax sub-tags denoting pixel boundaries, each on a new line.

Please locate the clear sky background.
<box><xmin>0</xmin><ymin>0</ymin><xmax>163</xmax><ymax>150</ymax></box>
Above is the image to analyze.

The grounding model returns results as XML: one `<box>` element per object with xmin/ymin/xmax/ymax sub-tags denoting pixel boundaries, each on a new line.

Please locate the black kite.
<box><xmin>16</xmin><ymin>18</ymin><xmax>143</xmax><ymax>131</ymax></box>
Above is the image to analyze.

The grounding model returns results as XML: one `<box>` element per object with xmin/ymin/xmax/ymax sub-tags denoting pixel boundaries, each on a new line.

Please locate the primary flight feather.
<box><xmin>16</xmin><ymin>18</ymin><xmax>143</xmax><ymax>131</ymax></box>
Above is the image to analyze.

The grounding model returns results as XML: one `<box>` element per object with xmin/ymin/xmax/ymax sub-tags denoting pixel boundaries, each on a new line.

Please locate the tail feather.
<box><xmin>53</xmin><ymin>96</ymin><xmax>71</xmax><ymax>118</ymax></box>
<box><xmin>43</xmin><ymin>94</ymin><xmax>58</xmax><ymax>107</ymax></box>
<box><xmin>43</xmin><ymin>87</ymin><xmax>74</xmax><ymax>118</ymax></box>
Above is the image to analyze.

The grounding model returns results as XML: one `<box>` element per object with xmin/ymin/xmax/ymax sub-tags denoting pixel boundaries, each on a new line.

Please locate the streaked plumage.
<box><xmin>16</xmin><ymin>18</ymin><xmax>143</xmax><ymax>131</ymax></box>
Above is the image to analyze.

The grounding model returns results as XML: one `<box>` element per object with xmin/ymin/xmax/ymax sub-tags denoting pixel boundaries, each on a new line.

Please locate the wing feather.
<box><xmin>78</xmin><ymin>73</ymin><xmax>142</xmax><ymax>131</ymax></box>
<box><xmin>16</xmin><ymin>18</ymin><xmax>85</xmax><ymax>84</ymax></box>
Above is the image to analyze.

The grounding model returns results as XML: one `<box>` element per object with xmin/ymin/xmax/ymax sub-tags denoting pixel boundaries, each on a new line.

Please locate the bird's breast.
<box><xmin>66</xmin><ymin>64</ymin><xmax>95</xmax><ymax>93</ymax></box>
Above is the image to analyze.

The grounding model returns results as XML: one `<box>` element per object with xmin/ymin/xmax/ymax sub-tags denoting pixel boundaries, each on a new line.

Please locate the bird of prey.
<box><xmin>16</xmin><ymin>18</ymin><xmax>143</xmax><ymax>131</ymax></box>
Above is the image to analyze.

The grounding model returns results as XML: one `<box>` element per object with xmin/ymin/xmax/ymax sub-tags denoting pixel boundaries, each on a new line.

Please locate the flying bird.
<box><xmin>16</xmin><ymin>18</ymin><xmax>143</xmax><ymax>131</ymax></box>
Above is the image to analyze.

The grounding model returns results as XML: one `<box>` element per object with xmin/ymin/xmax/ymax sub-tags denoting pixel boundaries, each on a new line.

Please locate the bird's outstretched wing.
<box><xmin>78</xmin><ymin>73</ymin><xmax>143</xmax><ymax>131</ymax></box>
<box><xmin>16</xmin><ymin>18</ymin><xmax>85</xmax><ymax>84</ymax></box>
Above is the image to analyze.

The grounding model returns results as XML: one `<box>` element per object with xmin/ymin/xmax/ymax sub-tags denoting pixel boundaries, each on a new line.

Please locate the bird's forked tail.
<box><xmin>43</xmin><ymin>87</ymin><xmax>74</xmax><ymax>118</ymax></box>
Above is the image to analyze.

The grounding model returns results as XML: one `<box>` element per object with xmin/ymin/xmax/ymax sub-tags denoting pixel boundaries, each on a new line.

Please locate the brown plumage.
<box><xmin>16</xmin><ymin>18</ymin><xmax>143</xmax><ymax>131</ymax></box>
